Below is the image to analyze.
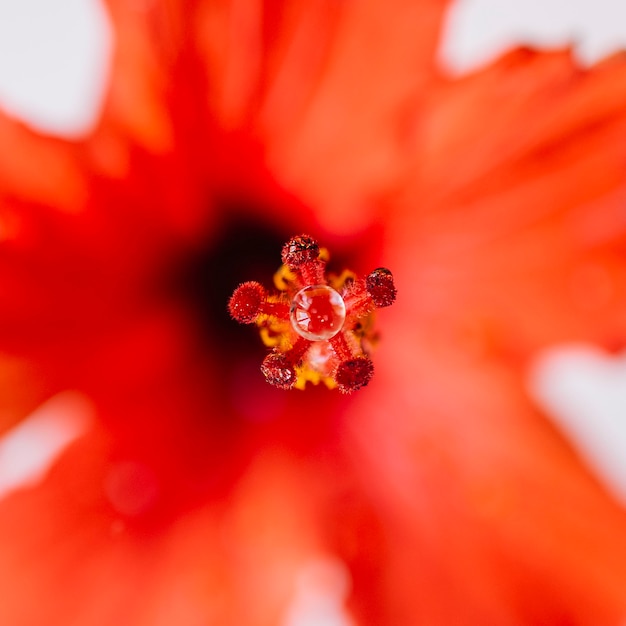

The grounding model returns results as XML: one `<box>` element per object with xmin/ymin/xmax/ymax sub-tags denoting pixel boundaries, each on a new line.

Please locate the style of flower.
<box><xmin>0</xmin><ymin>1</ymin><xmax>625</xmax><ymax>625</ymax></box>
<box><xmin>228</xmin><ymin>234</ymin><xmax>396</xmax><ymax>392</ymax></box>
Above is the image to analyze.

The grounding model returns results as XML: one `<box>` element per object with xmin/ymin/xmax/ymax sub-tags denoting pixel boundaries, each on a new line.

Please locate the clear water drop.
<box><xmin>290</xmin><ymin>285</ymin><xmax>346</xmax><ymax>341</ymax></box>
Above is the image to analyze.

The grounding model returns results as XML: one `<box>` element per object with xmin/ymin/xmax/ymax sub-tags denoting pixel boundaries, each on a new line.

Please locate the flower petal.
<box><xmin>98</xmin><ymin>0</ymin><xmax>176</xmax><ymax>155</ymax></box>
<box><xmin>257</xmin><ymin>0</ymin><xmax>451</xmax><ymax>234</ymax></box>
<box><xmin>0</xmin><ymin>427</ymin><xmax>334</xmax><ymax>625</ymax></box>
<box><xmin>344</xmin><ymin>327</ymin><xmax>626</xmax><ymax>623</ymax></box>
<box><xmin>0</xmin><ymin>113</ymin><xmax>86</xmax><ymax>212</ymax></box>
<box><xmin>392</xmin><ymin>48</ymin><xmax>626</xmax><ymax>356</ymax></box>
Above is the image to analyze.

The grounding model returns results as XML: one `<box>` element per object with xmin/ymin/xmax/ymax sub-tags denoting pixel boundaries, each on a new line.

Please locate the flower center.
<box><xmin>290</xmin><ymin>285</ymin><xmax>346</xmax><ymax>341</ymax></box>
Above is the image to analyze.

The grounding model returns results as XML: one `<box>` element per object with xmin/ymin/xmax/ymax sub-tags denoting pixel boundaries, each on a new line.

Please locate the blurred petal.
<box><xmin>391</xmin><ymin>48</ymin><xmax>626</xmax><ymax>357</ymax></box>
<box><xmin>345</xmin><ymin>330</ymin><xmax>626</xmax><ymax>623</ymax></box>
<box><xmin>0</xmin><ymin>114</ymin><xmax>86</xmax><ymax>212</ymax></box>
<box><xmin>258</xmin><ymin>0</ymin><xmax>450</xmax><ymax>234</ymax></box>
<box><xmin>98</xmin><ymin>0</ymin><xmax>176</xmax><ymax>154</ymax></box>
<box><xmin>0</xmin><ymin>430</ymin><xmax>331</xmax><ymax>626</ymax></box>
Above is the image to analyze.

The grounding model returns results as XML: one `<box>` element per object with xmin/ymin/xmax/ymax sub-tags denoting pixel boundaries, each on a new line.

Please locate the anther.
<box><xmin>329</xmin><ymin>332</ymin><xmax>374</xmax><ymax>392</ymax></box>
<box><xmin>228</xmin><ymin>281</ymin><xmax>290</xmax><ymax>324</ymax></box>
<box><xmin>261</xmin><ymin>353</ymin><xmax>298</xmax><ymax>390</ymax></box>
<box><xmin>365</xmin><ymin>268</ymin><xmax>397</xmax><ymax>308</ymax></box>
<box><xmin>261</xmin><ymin>337</ymin><xmax>310</xmax><ymax>390</ymax></box>
<box><xmin>228</xmin><ymin>281</ymin><xmax>267</xmax><ymax>323</ymax></box>
<box><xmin>281</xmin><ymin>234</ymin><xmax>320</xmax><ymax>269</ymax></box>
<box><xmin>335</xmin><ymin>357</ymin><xmax>374</xmax><ymax>393</ymax></box>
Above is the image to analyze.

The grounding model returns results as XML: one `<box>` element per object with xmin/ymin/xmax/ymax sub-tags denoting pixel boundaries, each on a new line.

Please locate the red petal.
<box><xmin>345</xmin><ymin>330</ymin><xmax>626</xmax><ymax>623</ymax></box>
<box><xmin>0</xmin><ymin>113</ymin><xmax>86</xmax><ymax>212</ymax></box>
<box><xmin>97</xmin><ymin>0</ymin><xmax>176</xmax><ymax>154</ymax></box>
<box><xmin>0</xmin><ymin>435</ymin><xmax>326</xmax><ymax>625</ymax></box>
<box><xmin>391</xmin><ymin>48</ymin><xmax>626</xmax><ymax>356</ymax></box>
<box><xmin>257</xmin><ymin>0</ymin><xmax>451</xmax><ymax>234</ymax></box>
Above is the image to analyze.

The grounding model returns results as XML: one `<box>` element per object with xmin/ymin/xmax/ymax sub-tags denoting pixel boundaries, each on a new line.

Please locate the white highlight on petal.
<box><xmin>283</xmin><ymin>556</ymin><xmax>355</xmax><ymax>626</ymax></box>
<box><xmin>0</xmin><ymin>0</ymin><xmax>112</xmax><ymax>136</ymax></box>
<box><xmin>0</xmin><ymin>391</ymin><xmax>93</xmax><ymax>499</ymax></box>
<box><xmin>529</xmin><ymin>344</ymin><xmax>626</xmax><ymax>505</ymax></box>
<box><xmin>440</xmin><ymin>0</ymin><xmax>626</xmax><ymax>74</ymax></box>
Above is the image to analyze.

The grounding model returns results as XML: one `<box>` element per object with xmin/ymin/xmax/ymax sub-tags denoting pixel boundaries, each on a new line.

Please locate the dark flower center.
<box><xmin>178</xmin><ymin>211</ymin><xmax>290</xmax><ymax>352</ymax></box>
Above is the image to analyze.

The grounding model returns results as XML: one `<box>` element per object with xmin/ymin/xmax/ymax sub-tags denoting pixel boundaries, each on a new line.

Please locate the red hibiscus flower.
<box><xmin>1</xmin><ymin>1</ymin><xmax>626</xmax><ymax>625</ymax></box>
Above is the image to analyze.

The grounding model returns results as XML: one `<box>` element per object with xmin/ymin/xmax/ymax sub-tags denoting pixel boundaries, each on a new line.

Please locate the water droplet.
<box><xmin>290</xmin><ymin>285</ymin><xmax>346</xmax><ymax>341</ymax></box>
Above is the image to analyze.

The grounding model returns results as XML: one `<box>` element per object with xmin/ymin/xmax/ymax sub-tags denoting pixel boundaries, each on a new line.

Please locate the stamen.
<box><xmin>229</xmin><ymin>235</ymin><xmax>396</xmax><ymax>392</ymax></box>
<box><xmin>366</xmin><ymin>268</ymin><xmax>397</xmax><ymax>308</ymax></box>
<box><xmin>261</xmin><ymin>353</ymin><xmax>298</xmax><ymax>390</ymax></box>
<box><xmin>228</xmin><ymin>281</ymin><xmax>266</xmax><ymax>323</ymax></box>
<box><xmin>281</xmin><ymin>235</ymin><xmax>320</xmax><ymax>269</ymax></box>
<box><xmin>261</xmin><ymin>337</ymin><xmax>310</xmax><ymax>390</ymax></box>
<box><xmin>282</xmin><ymin>234</ymin><xmax>326</xmax><ymax>285</ymax></box>
<box><xmin>329</xmin><ymin>332</ymin><xmax>355</xmax><ymax>363</ymax></box>
<box><xmin>228</xmin><ymin>281</ymin><xmax>289</xmax><ymax>323</ymax></box>
<box><xmin>335</xmin><ymin>357</ymin><xmax>374</xmax><ymax>393</ymax></box>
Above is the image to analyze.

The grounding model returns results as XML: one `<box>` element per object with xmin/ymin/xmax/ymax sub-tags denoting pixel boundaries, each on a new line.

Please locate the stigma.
<box><xmin>228</xmin><ymin>235</ymin><xmax>396</xmax><ymax>393</ymax></box>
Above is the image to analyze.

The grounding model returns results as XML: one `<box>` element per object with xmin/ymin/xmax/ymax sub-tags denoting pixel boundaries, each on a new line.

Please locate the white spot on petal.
<box><xmin>283</xmin><ymin>556</ymin><xmax>356</xmax><ymax>626</ymax></box>
<box><xmin>0</xmin><ymin>391</ymin><xmax>93</xmax><ymax>499</ymax></box>
<box><xmin>440</xmin><ymin>0</ymin><xmax>626</xmax><ymax>74</ymax></box>
<box><xmin>0</xmin><ymin>0</ymin><xmax>112</xmax><ymax>136</ymax></box>
<box><xmin>529</xmin><ymin>344</ymin><xmax>626</xmax><ymax>505</ymax></box>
